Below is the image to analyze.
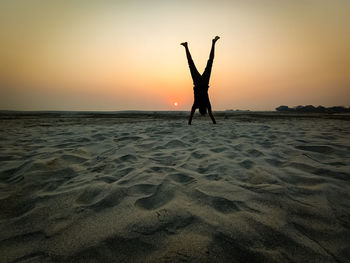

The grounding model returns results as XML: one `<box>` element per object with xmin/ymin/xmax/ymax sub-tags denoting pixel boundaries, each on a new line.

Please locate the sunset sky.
<box><xmin>1</xmin><ymin>0</ymin><xmax>349</xmax><ymax>111</ymax></box>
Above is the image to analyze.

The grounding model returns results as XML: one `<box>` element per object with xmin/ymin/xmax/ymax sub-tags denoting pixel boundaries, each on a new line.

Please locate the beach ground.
<box><xmin>0</xmin><ymin>112</ymin><xmax>349</xmax><ymax>262</ymax></box>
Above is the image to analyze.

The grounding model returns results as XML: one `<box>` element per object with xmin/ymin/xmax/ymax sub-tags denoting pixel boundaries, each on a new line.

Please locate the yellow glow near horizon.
<box><xmin>0</xmin><ymin>0</ymin><xmax>349</xmax><ymax>110</ymax></box>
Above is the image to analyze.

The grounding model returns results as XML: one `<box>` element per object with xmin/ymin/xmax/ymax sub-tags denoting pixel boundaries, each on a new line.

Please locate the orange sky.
<box><xmin>1</xmin><ymin>0</ymin><xmax>349</xmax><ymax>111</ymax></box>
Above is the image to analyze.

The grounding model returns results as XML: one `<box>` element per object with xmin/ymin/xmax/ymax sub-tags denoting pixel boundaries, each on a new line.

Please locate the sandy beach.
<box><xmin>0</xmin><ymin>112</ymin><xmax>349</xmax><ymax>262</ymax></box>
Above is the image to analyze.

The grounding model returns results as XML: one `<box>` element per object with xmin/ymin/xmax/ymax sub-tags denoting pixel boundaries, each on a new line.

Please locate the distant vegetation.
<box><xmin>276</xmin><ymin>105</ymin><xmax>350</xmax><ymax>113</ymax></box>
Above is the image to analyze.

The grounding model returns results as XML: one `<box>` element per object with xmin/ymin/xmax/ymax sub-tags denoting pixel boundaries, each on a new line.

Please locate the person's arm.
<box><xmin>188</xmin><ymin>106</ymin><xmax>195</xmax><ymax>125</ymax></box>
<box><xmin>208</xmin><ymin>107</ymin><xmax>216</xmax><ymax>124</ymax></box>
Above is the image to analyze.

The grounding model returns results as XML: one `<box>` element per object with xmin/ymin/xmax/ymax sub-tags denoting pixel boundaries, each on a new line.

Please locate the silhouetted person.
<box><xmin>181</xmin><ymin>36</ymin><xmax>220</xmax><ymax>125</ymax></box>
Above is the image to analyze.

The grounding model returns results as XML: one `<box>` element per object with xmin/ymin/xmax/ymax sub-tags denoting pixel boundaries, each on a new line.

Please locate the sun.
<box><xmin>174</xmin><ymin>102</ymin><xmax>178</xmax><ymax>107</ymax></box>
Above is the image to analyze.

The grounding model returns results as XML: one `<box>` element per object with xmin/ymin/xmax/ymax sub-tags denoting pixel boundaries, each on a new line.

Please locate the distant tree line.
<box><xmin>276</xmin><ymin>105</ymin><xmax>350</xmax><ymax>113</ymax></box>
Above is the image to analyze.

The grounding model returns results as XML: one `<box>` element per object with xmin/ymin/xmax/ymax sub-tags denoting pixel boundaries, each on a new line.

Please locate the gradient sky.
<box><xmin>1</xmin><ymin>0</ymin><xmax>349</xmax><ymax>111</ymax></box>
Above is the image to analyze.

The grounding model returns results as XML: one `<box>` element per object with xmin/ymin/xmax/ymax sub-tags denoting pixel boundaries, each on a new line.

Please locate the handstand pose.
<box><xmin>181</xmin><ymin>36</ymin><xmax>220</xmax><ymax>125</ymax></box>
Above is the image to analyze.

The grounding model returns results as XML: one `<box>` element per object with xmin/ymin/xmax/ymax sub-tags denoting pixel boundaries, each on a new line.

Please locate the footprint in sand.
<box><xmin>239</xmin><ymin>160</ymin><xmax>255</xmax><ymax>169</ymax></box>
<box><xmin>265</xmin><ymin>158</ymin><xmax>284</xmax><ymax>167</ymax></box>
<box><xmin>135</xmin><ymin>182</ymin><xmax>174</xmax><ymax>210</ymax></box>
<box><xmin>76</xmin><ymin>185</ymin><xmax>126</xmax><ymax>212</ymax></box>
<box><xmin>127</xmin><ymin>184</ymin><xmax>158</xmax><ymax>195</ymax></box>
<box><xmin>191</xmin><ymin>151</ymin><xmax>208</xmax><ymax>159</ymax></box>
<box><xmin>247</xmin><ymin>149</ymin><xmax>263</xmax><ymax>157</ymax></box>
<box><xmin>164</xmin><ymin>139</ymin><xmax>187</xmax><ymax>148</ymax></box>
<box><xmin>210</xmin><ymin>147</ymin><xmax>228</xmax><ymax>153</ymax></box>
<box><xmin>115</xmin><ymin>136</ymin><xmax>143</xmax><ymax>142</ymax></box>
<box><xmin>295</xmin><ymin>145</ymin><xmax>334</xmax><ymax>154</ymax></box>
<box><xmin>169</xmin><ymin>173</ymin><xmax>195</xmax><ymax>184</ymax></box>
<box><xmin>113</xmin><ymin>154</ymin><xmax>137</xmax><ymax>164</ymax></box>
<box><xmin>191</xmin><ymin>189</ymin><xmax>256</xmax><ymax>214</ymax></box>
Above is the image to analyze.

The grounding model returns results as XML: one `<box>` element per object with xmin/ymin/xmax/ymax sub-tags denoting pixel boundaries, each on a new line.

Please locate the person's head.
<box><xmin>199</xmin><ymin>106</ymin><xmax>207</xmax><ymax>116</ymax></box>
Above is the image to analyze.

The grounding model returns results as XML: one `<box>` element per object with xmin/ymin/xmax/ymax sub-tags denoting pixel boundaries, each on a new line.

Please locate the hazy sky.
<box><xmin>1</xmin><ymin>0</ymin><xmax>349</xmax><ymax>111</ymax></box>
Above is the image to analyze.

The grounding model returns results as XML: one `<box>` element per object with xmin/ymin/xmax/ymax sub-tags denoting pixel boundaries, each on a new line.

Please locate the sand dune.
<box><xmin>0</xmin><ymin>113</ymin><xmax>349</xmax><ymax>262</ymax></box>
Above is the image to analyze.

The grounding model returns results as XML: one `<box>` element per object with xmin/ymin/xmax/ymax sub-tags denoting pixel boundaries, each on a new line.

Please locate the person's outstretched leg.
<box><xmin>202</xmin><ymin>36</ymin><xmax>220</xmax><ymax>83</ymax></box>
<box><xmin>181</xmin><ymin>42</ymin><xmax>201</xmax><ymax>84</ymax></box>
<box><xmin>188</xmin><ymin>105</ymin><xmax>196</xmax><ymax>125</ymax></box>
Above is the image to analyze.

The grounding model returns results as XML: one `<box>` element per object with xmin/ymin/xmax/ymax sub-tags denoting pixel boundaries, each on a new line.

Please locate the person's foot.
<box><xmin>181</xmin><ymin>42</ymin><xmax>188</xmax><ymax>47</ymax></box>
<box><xmin>213</xmin><ymin>36</ymin><xmax>220</xmax><ymax>43</ymax></box>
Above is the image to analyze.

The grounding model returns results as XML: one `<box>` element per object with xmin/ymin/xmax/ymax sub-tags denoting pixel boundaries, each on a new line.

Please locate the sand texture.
<box><xmin>0</xmin><ymin>112</ymin><xmax>349</xmax><ymax>262</ymax></box>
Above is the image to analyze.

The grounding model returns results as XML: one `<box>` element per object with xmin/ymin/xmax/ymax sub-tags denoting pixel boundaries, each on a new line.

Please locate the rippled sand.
<box><xmin>0</xmin><ymin>112</ymin><xmax>349</xmax><ymax>262</ymax></box>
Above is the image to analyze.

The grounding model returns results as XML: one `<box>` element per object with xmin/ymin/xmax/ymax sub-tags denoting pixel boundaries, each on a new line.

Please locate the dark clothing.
<box><xmin>193</xmin><ymin>85</ymin><xmax>210</xmax><ymax>110</ymax></box>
